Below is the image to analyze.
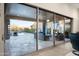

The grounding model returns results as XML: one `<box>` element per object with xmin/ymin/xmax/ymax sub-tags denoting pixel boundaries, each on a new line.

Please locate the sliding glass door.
<box><xmin>64</xmin><ymin>18</ymin><xmax>72</xmax><ymax>42</ymax></box>
<box><xmin>53</xmin><ymin>14</ymin><xmax>65</xmax><ymax>45</ymax></box>
<box><xmin>4</xmin><ymin>3</ymin><xmax>73</xmax><ymax>56</ymax></box>
<box><xmin>53</xmin><ymin>14</ymin><xmax>73</xmax><ymax>45</ymax></box>
<box><xmin>38</xmin><ymin>9</ymin><xmax>54</xmax><ymax>49</ymax></box>
<box><xmin>5</xmin><ymin>3</ymin><xmax>37</xmax><ymax>56</ymax></box>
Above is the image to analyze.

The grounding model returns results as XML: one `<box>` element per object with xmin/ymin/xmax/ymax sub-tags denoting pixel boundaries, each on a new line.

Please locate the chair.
<box><xmin>56</xmin><ymin>33</ymin><xmax>64</xmax><ymax>41</ymax></box>
<box><xmin>69</xmin><ymin>33</ymin><xmax>79</xmax><ymax>56</ymax></box>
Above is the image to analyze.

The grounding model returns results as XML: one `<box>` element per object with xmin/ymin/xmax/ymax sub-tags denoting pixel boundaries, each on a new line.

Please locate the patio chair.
<box><xmin>56</xmin><ymin>33</ymin><xmax>64</xmax><ymax>41</ymax></box>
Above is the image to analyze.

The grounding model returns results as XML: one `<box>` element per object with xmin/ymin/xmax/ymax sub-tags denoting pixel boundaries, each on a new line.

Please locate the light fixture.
<box><xmin>47</xmin><ymin>19</ymin><xmax>50</xmax><ymax>22</ymax></box>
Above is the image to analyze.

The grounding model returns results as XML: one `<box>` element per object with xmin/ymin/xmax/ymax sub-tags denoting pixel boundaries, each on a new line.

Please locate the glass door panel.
<box><xmin>54</xmin><ymin>14</ymin><xmax>65</xmax><ymax>45</ymax></box>
<box><xmin>38</xmin><ymin>10</ymin><xmax>54</xmax><ymax>49</ymax></box>
<box><xmin>5</xmin><ymin>3</ymin><xmax>37</xmax><ymax>56</ymax></box>
<box><xmin>64</xmin><ymin>18</ymin><xmax>72</xmax><ymax>42</ymax></box>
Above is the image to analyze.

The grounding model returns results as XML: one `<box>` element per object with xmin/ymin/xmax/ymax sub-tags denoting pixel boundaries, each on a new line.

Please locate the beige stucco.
<box><xmin>0</xmin><ymin>3</ymin><xmax>4</xmax><ymax>56</ymax></box>
<box><xmin>30</xmin><ymin>3</ymin><xmax>79</xmax><ymax>33</ymax></box>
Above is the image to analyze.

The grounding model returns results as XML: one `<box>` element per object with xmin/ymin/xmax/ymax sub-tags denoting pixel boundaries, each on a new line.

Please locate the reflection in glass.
<box><xmin>64</xmin><ymin>18</ymin><xmax>72</xmax><ymax>41</ymax></box>
<box><xmin>6</xmin><ymin>3</ymin><xmax>36</xmax><ymax>19</ymax></box>
<box><xmin>38</xmin><ymin>10</ymin><xmax>54</xmax><ymax>49</ymax></box>
<box><xmin>54</xmin><ymin>14</ymin><xmax>65</xmax><ymax>45</ymax></box>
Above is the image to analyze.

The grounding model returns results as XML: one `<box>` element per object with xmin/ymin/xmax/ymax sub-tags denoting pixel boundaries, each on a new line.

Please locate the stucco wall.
<box><xmin>0</xmin><ymin>3</ymin><xmax>4</xmax><ymax>56</ymax></box>
<box><xmin>30</xmin><ymin>3</ymin><xmax>79</xmax><ymax>33</ymax></box>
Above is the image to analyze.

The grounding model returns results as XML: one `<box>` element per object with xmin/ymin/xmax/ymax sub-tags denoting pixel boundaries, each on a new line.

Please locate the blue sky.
<box><xmin>10</xmin><ymin>19</ymin><xmax>34</xmax><ymax>27</ymax></box>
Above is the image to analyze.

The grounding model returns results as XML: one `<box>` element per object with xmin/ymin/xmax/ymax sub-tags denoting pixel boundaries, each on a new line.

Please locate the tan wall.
<box><xmin>30</xmin><ymin>3</ymin><xmax>79</xmax><ymax>33</ymax></box>
<box><xmin>0</xmin><ymin>3</ymin><xmax>4</xmax><ymax>56</ymax></box>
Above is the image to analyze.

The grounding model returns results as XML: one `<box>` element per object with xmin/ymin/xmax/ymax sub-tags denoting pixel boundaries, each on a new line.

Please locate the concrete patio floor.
<box><xmin>5</xmin><ymin>32</ymin><xmax>53</xmax><ymax>56</ymax></box>
<box><xmin>5</xmin><ymin>32</ymin><xmax>69</xmax><ymax>56</ymax></box>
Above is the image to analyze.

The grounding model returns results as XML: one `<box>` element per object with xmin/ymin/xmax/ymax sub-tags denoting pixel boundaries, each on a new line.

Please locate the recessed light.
<box><xmin>47</xmin><ymin>19</ymin><xmax>50</xmax><ymax>22</ymax></box>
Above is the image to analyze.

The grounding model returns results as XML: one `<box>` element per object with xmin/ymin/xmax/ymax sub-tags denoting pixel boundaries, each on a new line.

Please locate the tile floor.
<box><xmin>27</xmin><ymin>42</ymin><xmax>73</xmax><ymax>56</ymax></box>
<box><xmin>65</xmin><ymin>52</ymin><xmax>76</xmax><ymax>56</ymax></box>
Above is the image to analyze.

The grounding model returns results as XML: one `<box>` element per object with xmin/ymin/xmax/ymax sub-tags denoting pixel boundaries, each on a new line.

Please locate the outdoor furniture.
<box><xmin>69</xmin><ymin>33</ymin><xmax>79</xmax><ymax>56</ymax></box>
<box><xmin>55</xmin><ymin>33</ymin><xmax>64</xmax><ymax>41</ymax></box>
<box><xmin>13</xmin><ymin>32</ymin><xmax>18</xmax><ymax>36</ymax></box>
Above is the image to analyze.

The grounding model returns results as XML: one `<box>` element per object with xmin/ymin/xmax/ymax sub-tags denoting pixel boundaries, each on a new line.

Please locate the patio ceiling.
<box><xmin>5</xmin><ymin>3</ymin><xmax>65</xmax><ymax>22</ymax></box>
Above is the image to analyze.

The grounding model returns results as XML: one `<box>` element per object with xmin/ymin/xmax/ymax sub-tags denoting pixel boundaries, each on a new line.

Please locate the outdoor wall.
<box><xmin>0</xmin><ymin>3</ymin><xmax>4</xmax><ymax>55</ymax></box>
<box><xmin>72</xmin><ymin>8</ymin><xmax>79</xmax><ymax>33</ymax></box>
<box><xmin>30</xmin><ymin>3</ymin><xmax>79</xmax><ymax>33</ymax></box>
